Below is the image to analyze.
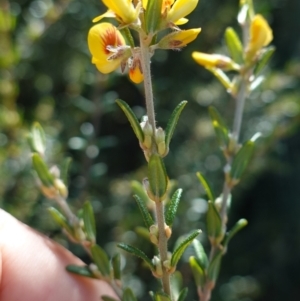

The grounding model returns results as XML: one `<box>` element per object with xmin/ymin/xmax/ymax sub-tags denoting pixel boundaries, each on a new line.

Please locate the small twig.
<box><xmin>155</xmin><ymin>201</ymin><xmax>171</xmax><ymax>296</ymax></box>
<box><xmin>54</xmin><ymin>194</ymin><xmax>79</xmax><ymax>226</ymax></box>
<box><xmin>139</xmin><ymin>31</ymin><xmax>172</xmax><ymax>297</ymax></box>
<box><xmin>200</xmin><ymin>67</ymin><xmax>250</xmax><ymax>301</ymax></box>
<box><xmin>139</xmin><ymin>32</ymin><xmax>156</xmax><ymax>136</ymax></box>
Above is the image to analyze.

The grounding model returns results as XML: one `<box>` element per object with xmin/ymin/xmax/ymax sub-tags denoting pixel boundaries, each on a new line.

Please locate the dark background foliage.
<box><xmin>1</xmin><ymin>0</ymin><xmax>300</xmax><ymax>300</ymax></box>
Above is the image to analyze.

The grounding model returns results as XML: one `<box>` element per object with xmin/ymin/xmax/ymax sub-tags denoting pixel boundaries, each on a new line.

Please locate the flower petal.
<box><xmin>158</xmin><ymin>28</ymin><xmax>201</xmax><ymax>49</ymax></box>
<box><xmin>247</xmin><ymin>14</ymin><xmax>273</xmax><ymax>57</ymax></box>
<box><xmin>92</xmin><ymin>10</ymin><xmax>116</xmax><ymax>23</ymax></box>
<box><xmin>88</xmin><ymin>23</ymin><xmax>126</xmax><ymax>74</ymax></box>
<box><xmin>192</xmin><ymin>52</ymin><xmax>237</xmax><ymax>70</ymax></box>
<box><xmin>174</xmin><ymin>17</ymin><xmax>188</xmax><ymax>25</ymax></box>
<box><xmin>129</xmin><ymin>65</ymin><xmax>144</xmax><ymax>83</ymax></box>
<box><xmin>102</xmin><ymin>0</ymin><xmax>138</xmax><ymax>24</ymax></box>
<box><xmin>167</xmin><ymin>0</ymin><xmax>198</xmax><ymax>23</ymax></box>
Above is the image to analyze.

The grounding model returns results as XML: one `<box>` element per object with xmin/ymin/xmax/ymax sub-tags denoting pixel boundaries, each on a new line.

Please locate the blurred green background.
<box><xmin>1</xmin><ymin>0</ymin><xmax>300</xmax><ymax>300</ymax></box>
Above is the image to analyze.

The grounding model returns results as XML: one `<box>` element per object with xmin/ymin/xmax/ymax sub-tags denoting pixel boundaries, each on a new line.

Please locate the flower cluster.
<box><xmin>192</xmin><ymin>14</ymin><xmax>272</xmax><ymax>68</ymax></box>
<box><xmin>192</xmin><ymin>1</ymin><xmax>273</xmax><ymax>94</ymax></box>
<box><xmin>87</xmin><ymin>0</ymin><xmax>201</xmax><ymax>83</ymax></box>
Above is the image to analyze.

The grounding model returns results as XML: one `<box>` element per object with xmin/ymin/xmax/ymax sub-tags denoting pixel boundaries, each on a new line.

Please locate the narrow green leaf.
<box><xmin>48</xmin><ymin>207</ymin><xmax>73</xmax><ymax>234</ymax></box>
<box><xmin>206</xmin><ymin>68</ymin><xmax>232</xmax><ymax>91</ymax></box>
<box><xmin>32</xmin><ymin>153</ymin><xmax>54</xmax><ymax>187</ymax></box>
<box><xmin>165</xmin><ymin>101</ymin><xmax>187</xmax><ymax>149</ymax></box>
<box><xmin>131</xmin><ymin>180</ymin><xmax>150</xmax><ymax>205</ymax></box>
<box><xmin>165</xmin><ymin>188</ymin><xmax>182</xmax><ymax>226</ymax></box>
<box><xmin>193</xmin><ymin>239</ymin><xmax>209</xmax><ymax>270</ymax></box>
<box><xmin>83</xmin><ymin>201</ymin><xmax>96</xmax><ymax>243</ymax></box>
<box><xmin>90</xmin><ymin>244</ymin><xmax>110</xmax><ymax>276</ymax></box>
<box><xmin>116</xmin><ymin>99</ymin><xmax>144</xmax><ymax>143</ymax></box>
<box><xmin>171</xmin><ymin>271</ymin><xmax>183</xmax><ymax>300</ymax></box>
<box><xmin>112</xmin><ymin>253</ymin><xmax>121</xmax><ymax>280</ymax></box>
<box><xmin>77</xmin><ymin>208</ymin><xmax>84</xmax><ymax>220</ymax></box>
<box><xmin>223</xmin><ymin>218</ymin><xmax>248</xmax><ymax>247</ymax></box>
<box><xmin>133</xmin><ymin>194</ymin><xmax>154</xmax><ymax>228</ymax></box>
<box><xmin>120</xmin><ymin>27</ymin><xmax>135</xmax><ymax>48</ymax></box>
<box><xmin>154</xmin><ymin>292</ymin><xmax>172</xmax><ymax>301</ymax></box>
<box><xmin>254</xmin><ymin>46</ymin><xmax>275</xmax><ymax>75</ymax></box>
<box><xmin>230</xmin><ymin>133</ymin><xmax>260</xmax><ymax>181</ymax></box>
<box><xmin>189</xmin><ymin>256</ymin><xmax>206</xmax><ymax>287</ymax></box>
<box><xmin>196</xmin><ymin>172</ymin><xmax>215</xmax><ymax>202</ymax></box>
<box><xmin>177</xmin><ymin>288</ymin><xmax>188</xmax><ymax>301</ymax></box>
<box><xmin>171</xmin><ymin>230</ymin><xmax>201</xmax><ymax>267</ymax></box>
<box><xmin>28</xmin><ymin>122</ymin><xmax>46</xmax><ymax>155</ymax></box>
<box><xmin>66</xmin><ymin>264</ymin><xmax>96</xmax><ymax>278</ymax></box>
<box><xmin>102</xmin><ymin>296</ymin><xmax>119</xmax><ymax>301</ymax></box>
<box><xmin>207</xmin><ymin>250</ymin><xmax>223</xmax><ymax>282</ymax></box>
<box><xmin>145</xmin><ymin>0</ymin><xmax>163</xmax><ymax>33</ymax></box>
<box><xmin>135</xmin><ymin>226</ymin><xmax>150</xmax><ymax>240</ymax></box>
<box><xmin>118</xmin><ymin>243</ymin><xmax>154</xmax><ymax>270</ymax></box>
<box><xmin>148</xmin><ymin>154</ymin><xmax>168</xmax><ymax>200</ymax></box>
<box><xmin>123</xmin><ymin>288</ymin><xmax>137</xmax><ymax>301</ymax></box>
<box><xmin>208</xmin><ymin>106</ymin><xmax>229</xmax><ymax>150</ymax></box>
<box><xmin>225</xmin><ymin>27</ymin><xmax>243</xmax><ymax>64</ymax></box>
<box><xmin>60</xmin><ymin>157</ymin><xmax>72</xmax><ymax>186</ymax></box>
<box><xmin>206</xmin><ymin>201</ymin><xmax>222</xmax><ymax>240</ymax></box>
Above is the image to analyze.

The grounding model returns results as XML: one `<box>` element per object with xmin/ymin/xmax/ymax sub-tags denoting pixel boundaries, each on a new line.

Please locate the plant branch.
<box><xmin>54</xmin><ymin>194</ymin><xmax>79</xmax><ymax>226</ymax></box>
<box><xmin>155</xmin><ymin>200</ymin><xmax>171</xmax><ymax>296</ymax></box>
<box><xmin>200</xmin><ymin>70</ymin><xmax>250</xmax><ymax>301</ymax></box>
<box><xmin>139</xmin><ymin>32</ymin><xmax>171</xmax><ymax>297</ymax></box>
<box><xmin>53</xmin><ymin>194</ymin><xmax>122</xmax><ymax>299</ymax></box>
<box><xmin>139</xmin><ymin>32</ymin><xmax>156</xmax><ymax>135</ymax></box>
<box><xmin>232</xmin><ymin>79</ymin><xmax>248</xmax><ymax>143</ymax></box>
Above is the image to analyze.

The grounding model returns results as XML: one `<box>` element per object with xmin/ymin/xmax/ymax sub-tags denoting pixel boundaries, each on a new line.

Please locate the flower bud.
<box><xmin>246</xmin><ymin>14</ymin><xmax>273</xmax><ymax>61</ymax></box>
<box><xmin>157</xmin><ymin>28</ymin><xmax>201</xmax><ymax>49</ymax></box>
<box><xmin>152</xmin><ymin>256</ymin><xmax>163</xmax><ymax>278</ymax></box>
<box><xmin>155</xmin><ymin>127</ymin><xmax>165</xmax><ymax>143</ymax></box>
<box><xmin>49</xmin><ymin>165</ymin><xmax>60</xmax><ymax>178</ymax></box>
<box><xmin>192</xmin><ymin>52</ymin><xmax>240</xmax><ymax>71</ymax></box>
<box><xmin>149</xmin><ymin>224</ymin><xmax>159</xmax><ymax>245</ymax></box>
<box><xmin>54</xmin><ymin>178</ymin><xmax>69</xmax><ymax>198</ymax></box>
<box><xmin>141</xmin><ymin>120</ymin><xmax>154</xmax><ymax>149</ymax></box>
<box><xmin>89</xmin><ymin>263</ymin><xmax>102</xmax><ymax>278</ymax></box>
<box><xmin>155</xmin><ymin>128</ymin><xmax>167</xmax><ymax>156</ymax></box>
<box><xmin>74</xmin><ymin>225</ymin><xmax>86</xmax><ymax>241</ymax></box>
<box><xmin>164</xmin><ymin>224</ymin><xmax>172</xmax><ymax>239</ymax></box>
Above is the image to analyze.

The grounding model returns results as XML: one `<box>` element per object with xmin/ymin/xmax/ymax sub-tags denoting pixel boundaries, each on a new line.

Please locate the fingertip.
<box><xmin>0</xmin><ymin>209</ymin><xmax>117</xmax><ymax>301</ymax></box>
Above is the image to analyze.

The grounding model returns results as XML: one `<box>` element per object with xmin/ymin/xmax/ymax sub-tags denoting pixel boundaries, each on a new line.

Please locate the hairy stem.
<box><xmin>139</xmin><ymin>32</ymin><xmax>171</xmax><ymax>296</ymax></box>
<box><xmin>232</xmin><ymin>80</ymin><xmax>247</xmax><ymax>143</ymax></box>
<box><xmin>54</xmin><ymin>194</ymin><xmax>79</xmax><ymax>226</ymax></box>
<box><xmin>200</xmin><ymin>74</ymin><xmax>249</xmax><ymax>301</ymax></box>
<box><xmin>155</xmin><ymin>201</ymin><xmax>171</xmax><ymax>296</ymax></box>
<box><xmin>139</xmin><ymin>32</ymin><xmax>156</xmax><ymax>133</ymax></box>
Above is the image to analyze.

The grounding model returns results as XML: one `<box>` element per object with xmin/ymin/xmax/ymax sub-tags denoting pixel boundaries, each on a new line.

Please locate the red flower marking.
<box><xmin>100</xmin><ymin>27</ymin><xmax>123</xmax><ymax>54</ymax></box>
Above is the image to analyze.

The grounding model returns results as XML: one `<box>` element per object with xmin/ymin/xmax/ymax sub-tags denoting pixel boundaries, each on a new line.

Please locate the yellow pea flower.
<box><xmin>246</xmin><ymin>14</ymin><xmax>273</xmax><ymax>59</ymax></box>
<box><xmin>93</xmin><ymin>0</ymin><xmax>139</xmax><ymax>24</ymax></box>
<box><xmin>88</xmin><ymin>22</ymin><xmax>143</xmax><ymax>83</ymax></box>
<box><xmin>192</xmin><ymin>52</ymin><xmax>240</xmax><ymax>71</ymax></box>
<box><xmin>142</xmin><ymin>0</ymin><xmax>198</xmax><ymax>25</ymax></box>
<box><xmin>157</xmin><ymin>28</ymin><xmax>201</xmax><ymax>49</ymax></box>
<box><xmin>88</xmin><ymin>22</ymin><xmax>128</xmax><ymax>74</ymax></box>
<box><xmin>142</xmin><ymin>0</ymin><xmax>173</xmax><ymax>13</ymax></box>
<box><xmin>167</xmin><ymin>0</ymin><xmax>199</xmax><ymax>25</ymax></box>
<box><xmin>129</xmin><ymin>60</ymin><xmax>144</xmax><ymax>84</ymax></box>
